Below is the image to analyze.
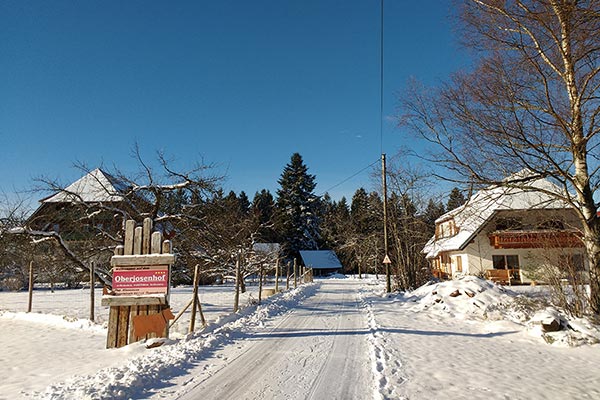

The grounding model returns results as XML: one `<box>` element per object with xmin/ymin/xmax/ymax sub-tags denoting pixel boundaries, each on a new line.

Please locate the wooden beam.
<box><xmin>142</xmin><ymin>218</ymin><xmax>152</xmax><ymax>254</ymax></box>
<box><xmin>151</xmin><ymin>231</ymin><xmax>163</xmax><ymax>254</ymax></box>
<box><xmin>110</xmin><ymin>254</ymin><xmax>175</xmax><ymax>267</ymax></box>
<box><xmin>101</xmin><ymin>295</ymin><xmax>167</xmax><ymax>307</ymax></box>
<box><xmin>124</xmin><ymin>220</ymin><xmax>135</xmax><ymax>255</ymax></box>
<box><xmin>133</xmin><ymin>226</ymin><xmax>143</xmax><ymax>255</ymax></box>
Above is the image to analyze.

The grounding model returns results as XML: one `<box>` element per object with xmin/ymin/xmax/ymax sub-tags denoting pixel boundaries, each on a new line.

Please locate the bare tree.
<box><xmin>401</xmin><ymin>0</ymin><xmax>600</xmax><ymax>314</ymax></box>
<box><xmin>385</xmin><ymin>160</ymin><xmax>434</xmax><ymax>289</ymax></box>
<box><xmin>9</xmin><ymin>147</ymin><xmax>221</xmax><ymax>286</ymax></box>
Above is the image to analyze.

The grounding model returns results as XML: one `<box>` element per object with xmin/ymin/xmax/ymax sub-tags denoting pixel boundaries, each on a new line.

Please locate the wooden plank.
<box><xmin>151</xmin><ymin>231</ymin><xmax>163</xmax><ymax>254</ymax></box>
<box><xmin>101</xmin><ymin>295</ymin><xmax>167</xmax><ymax>307</ymax></box>
<box><xmin>142</xmin><ymin>218</ymin><xmax>152</xmax><ymax>255</ymax></box>
<box><xmin>147</xmin><ymin>305</ymin><xmax>159</xmax><ymax>339</ymax></box>
<box><xmin>128</xmin><ymin>305</ymin><xmax>140</xmax><ymax>344</ymax></box>
<box><xmin>124</xmin><ymin>220</ymin><xmax>136</xmax><ymax>255</ymax></box>
<box><xmin>137</xmin><ymin>305</ymin><xmax>148</xmax><ymax>341</ymax></box>
<box><xmin>106</xmin><ymin>306</ymin><xmax>119</xmax><ymax>348</ymax></box>
<box><xmin>161</xmin><ymin>304</ymin><xmax>170</xmax><ymax>338</ymax></box>
<box><xmin>133</xmin><ymin>226</ymin><xmax>143</xmax><ymax>255</ymax></box>
<box><xmin>162</xmin><ymin>240</ymin><xmax>172</xmax><ymax>254</ymax></box>
<box><xmin>116</xmin><ymin>306</ymin><xmax>131</xmax><ymax>348</ymax></box>
<box><xmin>110</xmin><ymin>254</ymin><xmax>175</xmax><ymax>267</ymax></box>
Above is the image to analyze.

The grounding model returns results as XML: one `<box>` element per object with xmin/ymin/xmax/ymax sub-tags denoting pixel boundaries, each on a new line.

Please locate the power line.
<box><xmin>318</xmin><ymin>159</ymin><xmax>380</xmax><ymax>197</ymax></box>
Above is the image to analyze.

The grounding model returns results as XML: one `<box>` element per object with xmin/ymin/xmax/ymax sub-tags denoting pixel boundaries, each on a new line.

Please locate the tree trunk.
<box><xmin>582</xmin><ymin>221</ymin><xmax>600</xmax><ymax>314</ymax></box>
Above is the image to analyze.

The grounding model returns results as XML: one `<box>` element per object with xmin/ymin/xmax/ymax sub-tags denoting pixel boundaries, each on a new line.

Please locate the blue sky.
<box><xmin>1</xmin><ymin>1</ymin><xmax>469</xmax><ymax>205</ymax></box>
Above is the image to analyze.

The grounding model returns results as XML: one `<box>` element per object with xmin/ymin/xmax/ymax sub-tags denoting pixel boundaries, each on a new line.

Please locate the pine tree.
<box><xmin>275</xmin><ymin>153</ymin><xmax>321</xmax><ymax>256</ymax></box>
<box><xmin>424</xmin><ymin>198</ymin><xmax>445</xmax><ymax>236</ymax></box>
<box><xmin>446</xmin><ymin>187</ymin><xmax>466</xmax><ymax>211</ymax></box>
<box><xmin>350</xmin><ymin>188</ymin><xmax>371</xmax><ymax>235</ymax></box>
<box><xmin>251</xmin><ymin>189</ymin><xmax>277</xmax><ymax>243</ymax></box>
<box><xmin>238</xmin><ymin>191</ymin><xmax>250</xmax><ymax>216</ymax></box>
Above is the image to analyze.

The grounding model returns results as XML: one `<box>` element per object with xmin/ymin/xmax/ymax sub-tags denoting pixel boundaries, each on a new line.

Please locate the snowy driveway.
<box><xmin>169</xmin><ymin>279</ymin><xmax>372</xmax><ymax>400</ymax></box>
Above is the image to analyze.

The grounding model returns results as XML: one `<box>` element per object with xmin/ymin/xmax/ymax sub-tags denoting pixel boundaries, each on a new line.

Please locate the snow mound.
<box><xmin>399</xmin><ymin>276</ymin><xmax>600</xmax><ymax>346</ymax></box>
<box><xmin>402</xmin><ymin>276</ymin><xmax>524</xmax><ymax>321</ymax></box>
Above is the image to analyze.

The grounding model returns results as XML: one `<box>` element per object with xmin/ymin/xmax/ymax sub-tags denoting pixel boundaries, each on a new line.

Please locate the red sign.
<box><xmin>112</xmin><ymin>266</ymin><xmax>169</xmax><ymax>295</ymax></box>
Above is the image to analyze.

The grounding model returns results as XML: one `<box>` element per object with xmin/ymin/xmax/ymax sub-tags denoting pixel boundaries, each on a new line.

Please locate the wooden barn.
<box><xmin>299</xmin><ymin>250</ymin><xmax>343</xmax><ymax>276</ymax></box>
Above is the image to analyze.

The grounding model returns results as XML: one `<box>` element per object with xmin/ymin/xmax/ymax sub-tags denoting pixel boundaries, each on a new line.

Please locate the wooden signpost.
<box><xmin>102</xmin><ymin>218</ymin><xmax>175</xmax><ymax>349</ymax></box>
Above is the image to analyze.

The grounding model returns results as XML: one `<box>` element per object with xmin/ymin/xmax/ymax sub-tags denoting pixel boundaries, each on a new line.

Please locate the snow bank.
<box><xmin>397</xmin><ymin>276</ymin><xmax>600</xmax><ymax>346</ymax></box>
<box><xmin>0</xmin><ymin>310</ymin><xmax>106</xmax><ymax>333</ymax></box>
<box><xmin>402</xmin><ymin>276</ymin><xmax>523</xmax><ymax>320</ymax></box>
<box><xmin>36</xmin><ymin>283</ymin><xmax>320</xmax><ymax>400</ymax></box>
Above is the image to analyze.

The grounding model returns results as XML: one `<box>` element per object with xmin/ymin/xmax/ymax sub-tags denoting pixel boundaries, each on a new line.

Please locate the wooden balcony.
<box><xmin>488</xmin><ymin>230</ymin><xmax>583</xmax><ymax>249</ymax></box>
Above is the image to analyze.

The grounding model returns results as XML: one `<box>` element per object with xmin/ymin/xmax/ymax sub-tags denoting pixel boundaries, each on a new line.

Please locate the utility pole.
<box><xmin>382</xmin><ymin>153</ymin><xmax>392</xmax><ymax>293</ymax></box>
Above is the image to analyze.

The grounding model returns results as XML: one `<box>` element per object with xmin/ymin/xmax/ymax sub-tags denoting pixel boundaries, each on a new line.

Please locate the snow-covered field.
<box><xmin>1</xmin><ymin>276</ymin><xmax>599</xmax><ymax>399</ymax></box>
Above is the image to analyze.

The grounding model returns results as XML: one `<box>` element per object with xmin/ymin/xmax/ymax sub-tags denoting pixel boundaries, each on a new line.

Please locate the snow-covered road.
<box><xmin>3</xmin><ymin>277</ymin><xmax>599</xmax><ymax>399</ymax></box>
<box><xmin>168</xmin><ymin>279</ymin><xmax>372</xmax><ymax>400</ymax></box>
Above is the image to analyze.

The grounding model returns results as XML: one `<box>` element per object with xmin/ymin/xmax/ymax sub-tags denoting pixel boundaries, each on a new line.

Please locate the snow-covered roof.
<box><xmin>423</xmin><ymin>172</ymin><xmax>571</xmax><ymax>259</ymax></box>
<box><xmin>299</xmin><ymin>250</ymin><xmax>343</xmax><ymax>270</ymax></box>
<box><xmin>42</xmin><ymin>168</ymin><xmax>129</xmax><ymax>203</ymax></box>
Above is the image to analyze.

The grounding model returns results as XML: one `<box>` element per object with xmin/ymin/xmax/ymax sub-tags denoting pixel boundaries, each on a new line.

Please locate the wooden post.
<box><xmin>293</xmin><ymin>258</ymin><xmax>298</xmax><ymax>289</ymax></box>
<box><xmin>258</xmin><ymin>265</ymin><xmax>264</xmax><ymax>304</ymax></box>
<box><xmin>197</xmin><ymin>294</ymin><xmax>206</xmax><ymax>327</ymax></box>
<box><xmin>190</xmin><ymin>264</ymin><xmax>200</xmax><ymax>333</ymax></box>
<box><xmin>234</xmin><ymin>251</ymin><xmax>241</xmax><ymax>313</ymax></box>
<box><xmin>286</xmin><ymin>262</ymin><xmax>290</xmax><ymax>290</ymax></box>
<box><xmin>90</xmin><ymin>262</ymin><xmax>95</xmax><ymax>322</ymax></box>
<box><xmin>275</xmin><ymin>258</ymin><xmax>280</xmax><ymax>292</ymax></box>
<box><xmin>27</xmin><ymin>261</ymin><xmax>33</xmax><ymax>313</ymax></box>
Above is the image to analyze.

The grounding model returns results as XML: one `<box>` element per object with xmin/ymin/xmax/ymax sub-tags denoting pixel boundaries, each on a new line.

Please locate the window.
<box><xmin>493</xmin><ymin>255</ymin><xmax>519</xmax><ymax>269</ymax></box>
<box><xmin>436</xmin><ymin>219</ymin><xmax>459</xmax><ymax>239</ymax></box>
<box><xmin>558</xmin><ymin>254</ymin><xmax>585</xmax><ymax>272</ymax></box>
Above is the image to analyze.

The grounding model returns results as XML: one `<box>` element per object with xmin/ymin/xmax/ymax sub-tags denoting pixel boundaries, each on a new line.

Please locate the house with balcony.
<box><xmin>423</xmin><ymin>173</ymin><xmax>586</xmax><ymax>284</ymax></box>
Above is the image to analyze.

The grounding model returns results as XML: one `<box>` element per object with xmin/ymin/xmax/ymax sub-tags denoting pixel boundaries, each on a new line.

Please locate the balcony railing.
<box><xmin>488</xmin><ymin>230</ymin><xmax>583</xmax><ymax>249</ymax></box>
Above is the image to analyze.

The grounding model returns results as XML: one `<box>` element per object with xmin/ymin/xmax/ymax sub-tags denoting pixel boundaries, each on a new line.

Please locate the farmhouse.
<box><xmin>299</xmin><ymin>250</ymin><xmax>343</xmax><ymax>276</ymax></box>
<box><xmin>27</xmin><ymin>168</ymin><xmax>133</xmax><ymax>240</ymax></box>
<box><xmin>423</xmin><ymin>173</ymin><xmax>586</xmax><ymax>284</ymax></box>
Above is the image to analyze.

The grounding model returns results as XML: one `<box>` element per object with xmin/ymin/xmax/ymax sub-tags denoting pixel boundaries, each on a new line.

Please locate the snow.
<box><xmin>41</xmin><ymin>168</ymin><xmax>126</xmax><ymax>203</ymax></box>
<box><xmin>1</xmin><ymin>276</ymin><xmax>599</xmax><ymax>399</ymax></box>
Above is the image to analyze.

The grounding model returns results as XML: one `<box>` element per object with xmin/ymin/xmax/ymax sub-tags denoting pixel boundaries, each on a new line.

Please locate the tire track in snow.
<box><xmin>359</xmin><ymin>287</ymin><xmax>407</xmax><ymax>400</ymax></box>
<box><xmin>305</xmin><ymin>287</ymin><xmax>348</xmax><ymax>400</ymax></box>
<box><xmin>175</xmin><ymin>286</ymin><xmax>330</xmax><ymax>400</ymax></box>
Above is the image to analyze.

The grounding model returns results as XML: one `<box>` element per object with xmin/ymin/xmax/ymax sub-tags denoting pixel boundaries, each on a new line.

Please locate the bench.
<box><xmin>485</xmin><ymin>268</ymin><xmax>519</xmax><ymax>285</ymax></box>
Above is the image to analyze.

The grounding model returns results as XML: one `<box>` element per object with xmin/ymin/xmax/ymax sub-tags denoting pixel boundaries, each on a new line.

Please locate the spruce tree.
<box><xmin>275</xmin><ymin>153</ymin><xmax>321</xmax><ymax>256</ymax></box>
<box><xmin>446</xmin><ymin>187</ymin><xmax>466</xmax><ymax>211</ymax></box>
<box><xmin>424</xmin><ymin>198</ymin><xmax>445</xmax><ymax>236</ymax></box>
<box><xmin>251</xmin><ymin>189</ymin><xmax>277</xmax><ymax>242</ymax></box>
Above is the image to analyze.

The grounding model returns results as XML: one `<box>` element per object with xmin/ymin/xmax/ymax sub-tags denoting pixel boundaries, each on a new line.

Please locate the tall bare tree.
<box><xmin>401</xmin><ymin>0</ymin><xmax>600</xmax><ymax>314</ymax></box>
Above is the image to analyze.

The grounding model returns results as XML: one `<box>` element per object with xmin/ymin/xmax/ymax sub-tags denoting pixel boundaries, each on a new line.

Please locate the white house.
<box><xmin>423</xmin><ymin>173</ymin><xmax>586</xmax><ymax>284</ymax></box>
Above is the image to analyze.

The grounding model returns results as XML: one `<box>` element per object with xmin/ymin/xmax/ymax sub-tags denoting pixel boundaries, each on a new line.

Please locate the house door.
<box><xmin>456</xmin><ymin>256</ymin><xmax>463</xmax><ymax>273</ymax></box>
